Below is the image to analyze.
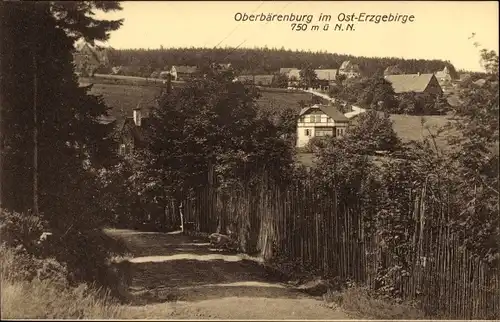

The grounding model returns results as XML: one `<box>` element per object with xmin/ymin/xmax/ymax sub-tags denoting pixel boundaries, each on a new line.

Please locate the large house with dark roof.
<box><xmin>434</xmin><ymin>66</ymin><xmax>459</xmax><ymax>84</ymax></box>
<box><xmin>73</xmin><ymin>41</ymin><xmax>111</xmax><ymax>76</ymax></box>
<box><xmin>296</xmin><ymin>104</ymin><xmax>350</xmax><ymax>148</ymax></box>
<box><xmin>338</xmin><ymin>61</ymin><xmax>361</xmax><ymax>78</ymax></box>
<box><xmin>384</xmin><ymin>73</ymin><xmax>443</xmax><ymax>95</ymax></box>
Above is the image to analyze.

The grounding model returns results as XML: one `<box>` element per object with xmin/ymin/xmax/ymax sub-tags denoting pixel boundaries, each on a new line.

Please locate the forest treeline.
<box><xmin>106</xmin><ymin>47</ymin><xmax>457</xmax><ymax>76</ymax></box>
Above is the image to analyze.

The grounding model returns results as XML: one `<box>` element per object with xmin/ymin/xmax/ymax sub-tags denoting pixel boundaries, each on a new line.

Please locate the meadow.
<box><xmin>80</xmin><ymin>78</ymin><xmax>454</xmax><ymax>167</ymax></box>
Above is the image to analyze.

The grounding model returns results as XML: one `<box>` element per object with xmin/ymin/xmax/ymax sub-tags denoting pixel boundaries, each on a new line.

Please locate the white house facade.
<box><xmin>296</xmin><ymin>104</ymin><xmax>350</xmax><ymax>148</ymax></box>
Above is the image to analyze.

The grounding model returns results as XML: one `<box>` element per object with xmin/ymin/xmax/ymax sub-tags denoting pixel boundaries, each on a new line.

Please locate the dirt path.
<box><xmin>106</xmin><ymin>229</ymin><xmax>349</xmax><ymax>320</ymax></box>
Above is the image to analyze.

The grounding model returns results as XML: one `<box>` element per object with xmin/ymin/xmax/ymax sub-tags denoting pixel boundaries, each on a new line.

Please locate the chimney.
<box><xmin>133</xmin><ymin>107</ymin><xmax>142</xmax><ymax>126</ymax></box>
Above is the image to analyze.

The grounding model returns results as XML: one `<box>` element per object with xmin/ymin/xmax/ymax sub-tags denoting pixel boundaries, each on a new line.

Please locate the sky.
<box><xmin>95</xmin><ymin>1</ymin><xmax>499</xmax><ymax>72</ymax></box>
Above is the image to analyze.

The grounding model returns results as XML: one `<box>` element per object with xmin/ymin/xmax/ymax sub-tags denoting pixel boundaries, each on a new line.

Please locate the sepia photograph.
<box><xmin>0</xmin><ymin>0</ymin><xmax>499</xmax><ymax>320</ymax></box>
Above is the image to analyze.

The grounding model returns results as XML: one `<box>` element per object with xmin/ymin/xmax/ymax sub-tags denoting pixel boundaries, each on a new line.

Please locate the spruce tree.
<box><xmin>0</xmin><ymin>1</ymin><xmax>124</xmax><ymax>288</ymax></box>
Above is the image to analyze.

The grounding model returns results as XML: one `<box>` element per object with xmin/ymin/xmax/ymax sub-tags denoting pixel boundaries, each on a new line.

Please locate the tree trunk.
<box><xmin>32</xmin><ymin>53</ymin><xmax>39</xmax><ymax>216</ymax></box>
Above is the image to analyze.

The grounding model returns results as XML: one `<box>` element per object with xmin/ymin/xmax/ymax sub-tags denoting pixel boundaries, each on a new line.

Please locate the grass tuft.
<box><xmin>0</xmin><ymin>244</ymin><xmax>127</xmax><ymax>319</ymax></box>
<box><xmin>324</xmin><ymin>286</ymin><xmax>426</xmax><ymax>320</ymax></box>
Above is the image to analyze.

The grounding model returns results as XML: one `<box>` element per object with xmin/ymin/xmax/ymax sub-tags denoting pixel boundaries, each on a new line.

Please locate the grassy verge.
<box><xmin>263</xmin><ymin>255</ymin><xmax>426</xmax><ymax>319</ymax></box>
<box><xmin>1</xmin><ymin>278</ymin><xmax>125</xmax><ymax>319</ymax></box>
<box><xmin>0</xmin><ymin>245</ymin><xmax>128</xmax><ymax>319</ymax></box>
<box><xmin>323</xmin><ymin>287</ymin><xmax>426</xmax><ymax>320</ymax></box>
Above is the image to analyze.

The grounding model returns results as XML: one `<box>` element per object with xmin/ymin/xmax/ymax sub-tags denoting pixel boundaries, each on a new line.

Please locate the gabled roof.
<box><xmin>280</xmin><ymin>67</ymin><xmax>298</xmax><ymax>74</ymax></box>
<box><xmin>384</xmin><ymin>65</ymin><xmax>403</xmax><ymax>76</ymax></box>
<box><xmin>314</xmin><ymin>69</ymin><xmax>338</xmax><ymax>81</ymax></box>
<box><xmin>339</xmin><ymin>60</ymin><xmax>359</xmax><ymax>70</ymax></box>
<box><xmin>173</xmin><ymin>66</ymin><xmax>198</xmax><ymax>74</ymax></box>
<box><xmin>74</xmin><ymin>41</ymin><xmax>111</xmax><ymax>66</ymax></box>
<box><xmin>474</xmin><ymin>79</ymin><xmax>487</xmax><ymax>87</ymax></box>
<box><xmin>384</xmin><ymin>74</ymin><xmax>438</xmax><ymax>93</ymax></box>
<box><xmin>299</xmin><ymin>104</ymin><xmax>349</xmax><ymax>122</ymax></box>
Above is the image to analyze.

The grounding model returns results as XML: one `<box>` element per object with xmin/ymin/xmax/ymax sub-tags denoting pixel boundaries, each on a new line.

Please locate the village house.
<box><xmin>384</xmin><ymin>65</ymin><xmax>404</xmax><ymax>76</ymax></box>
<box><xmin>434</xmin><ymin>66</ymin><xmax>459</xmax><ymax>84</ymax></box>
<box><xmin>170</xmin><ymin>65</ymin><xmax>199</xmax><ymax>81</ymax></box>
<box><xmin>280</xmin><ymin>68</ymin><xmax>341</xmax><ymax>89</ymax></box>
<box><xmin>73</xmin><ymin>41</ymin><xmax>110</xmax><ymax>76</ymax></box>
<box><xmin>112</xmin><ymin>106</ymin><xmax>152</xmax><ymax>156</ymax></box>
<box><xmin>338</xmin><ymin>60</ymin><xmax>361</xmax><ymax>78</ymax></box>
<box><xmin>212</xmin><ymin>63</ymin><xmax>233</xmax><ymax>71</ymax></box>
<box><xmin>296</xmin><ymin>104</ymin><xmax>350</xmax><ymax>148</ymax></box>
<box><xmin>384</xmin><ymin>73</ymin><xmax>443</xmax><ymax>95</ymax></box>
<box><xmin>236</xmin><ymin>74</ymin><xmax>275</xmax><ymax>86</ymax></box>
<box><xmin>314</xmin><ymin>69</ymin><xmax>338</xmax><ymax>89</ymax></box>
<box><xmin>287</xmin><ymin>69</ymin><xmax>301</xmax><ymax>87</ymax></box>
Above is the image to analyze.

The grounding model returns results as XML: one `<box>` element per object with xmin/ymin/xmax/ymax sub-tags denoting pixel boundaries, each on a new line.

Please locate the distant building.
<box><xmin>212</xmin><ymin>63</ymin><xmax>233</xmax><ymax>71</ymax></box>
<box><xmin>384</xmin><ymin>73</ymin><xmax>443</xmax><ymax>95</ymax></box>
<box><xmin>384</xmin><ymin>65</ymin><xmax>404</xmax><ymax>76</ymax></box>
<box><xmin>434</xmin><ymin>66</ymin><xmax>459</xmax><ymax>84</ymax></box>
<box><xmin>338</xmin><ymin>61</ymin><xmax>361</xmax><ymax>78</ymax></box>
<box><xmin>73</xmin><ymin>41</ymin><xmax>111</xmax><ymax>76</ymax></box>
<box><xmin>296</xmin><ymin>104</ymin><xmax>350</xmax><ymax>148</ymax></box>
<box><xmin>236</xmin><ymin>75</ymin><xmax>274</xmax><ymax>86</ymax></box>
<box><xmin>159</xmin><ymin>71</ymin><xmax>173</xmax><ymax>79</ymax></box>
<box><xmin>115</xmin><ymin>107</ymin><xmax>151</xmax><ymax>156</ymax></box>
<box><xmin>287</xmin><ymin>69</ymin><xmax>301</xmax><ymax>87</ymax></box>
<box><xmin>170</xmin><ymin>65</ymin><xmax>199</xmax><ymax>81</ymax></box>
<box><xmin>279</xmin><ymin>67</ymin><xmax>297</xmax><ymax>74</ymax></box>
<box><xmin>281</xmin><ymin>67</ymin><xmax>341</xmax><ymax>88</ymax></box>
<box><xmin>314</xmin><ymin>69</ymin><xmax>338</xmax><ymax>89</ymax></box>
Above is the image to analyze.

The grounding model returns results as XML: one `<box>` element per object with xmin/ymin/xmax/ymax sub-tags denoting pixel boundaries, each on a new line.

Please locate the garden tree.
<box><xmin>346</xmin><ymin>110</ymin><xmax>401</xmax><ymax>153</ymax></box>
<box><xmin>332</xmin><ymin>77</ymin><xmax>370</xmax><ymax>105</ymax></box>
<box><xmin>335</xmin><ymin>73</ymin><xmax>347</xmax><ymax>86</ymax></box>
<box><xmin>396</xmin><ymin>92</ymin><xmax>449</xmax><ymax>115</ymax></box>
<box><xmin>272</xmin><ymin>72</ymin><xmax>289</xmax><ymax>88</ymax></box>
<box><xmin>275</xmin><ymin>107</ymin><xmax>298</xmax><ymax>144</ymax></box>
<box><xmin>0</xmin><ymin>1</ymin><xmax>125</xmax><ymax>290</ymax></box>
<box><xmin>444</xmin><ymin>48</ymin><xmax>499</xmax><ymax>261</ymax></box>
<box><xmin>358</xmin><ymin>76</ymin><xmax>398</xmax><ymax>111</ymax></box>
<box><xmin>299</xmin><ymin>65</ymin><xmax>319</xmax><ymax>89</ymax></box>
<box><xmin>142</xmin><ymin>68</ymin><xmax>295</xmax><ymax>210</ymax></box>
<box><xmin>396</xmin><ymin>92</ymin><xmax>423</xmax><ymax>114</ymax></box>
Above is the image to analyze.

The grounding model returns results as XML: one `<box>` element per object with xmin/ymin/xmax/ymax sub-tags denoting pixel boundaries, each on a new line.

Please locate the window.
<box><xmin>299</xmin><ymin>116</ymin><xmax>305</xmax><ymax>122</ymax></box>
<box><xmin>315</xmin><ymin>115</ymin><xmax>322</xmax><ymax>123</ymax></box>
<box><xmin>309</xmin><ymin>115</ymin><xmax>315</xmax><ymax>123</ymax></box>
<box><xmin>305</xmin><ymin>129</ymin><xmax>311</xmax><ymax>136</ymax></box>
<box><xmin>316</xmin><ymin>128</ymin><xmax>334</xmax><ymax>137</ymax></box>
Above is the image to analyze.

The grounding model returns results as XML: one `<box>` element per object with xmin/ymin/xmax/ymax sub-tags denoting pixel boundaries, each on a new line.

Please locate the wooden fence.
<box><xmin>162</xmin><ymin>173</ymin><xmax>499</xmax><ymax>319</ymax></box>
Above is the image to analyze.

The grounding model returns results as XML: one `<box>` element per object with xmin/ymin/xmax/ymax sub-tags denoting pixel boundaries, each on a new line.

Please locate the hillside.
<box><xmin>83</xmin><ymin>82</ymin><xmax>163</xmax><ymax>119</ymax></box>
<box><xmin>257</xmin><ymin>89</ymin><xmax>321</xmax><ymax>114</ymax></box>
<box><xmin>82</xmin><ymin>80</ymin><xmax>316</xmax><ymax>120</ymax></box>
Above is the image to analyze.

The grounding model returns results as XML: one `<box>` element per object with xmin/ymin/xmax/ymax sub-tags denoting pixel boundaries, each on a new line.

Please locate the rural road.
<box><xmin>106</xmin><ymin>229</ymin><xmax>350</xmax><ymax>320</ymax></box>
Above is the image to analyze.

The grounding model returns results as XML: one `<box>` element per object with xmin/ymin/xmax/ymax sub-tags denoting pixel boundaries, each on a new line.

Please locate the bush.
<box><xmin>0</xmin><ymin>209</ymin><xmax>46</xmax><ymax>255</ymax></box>
<box><xmin>0</xmin><ymin>244</ymin><xmax>68</xmax><ymax>287</ymax></box>
<box><xmin>0</xmin><ymin>243</ymin><xmax>127</xmax><ymax>319</ymax></box>
<box><xmin>0</xmin><ymin>209</ymin><xmax>131</xmax><ymax>300</ymax></box>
